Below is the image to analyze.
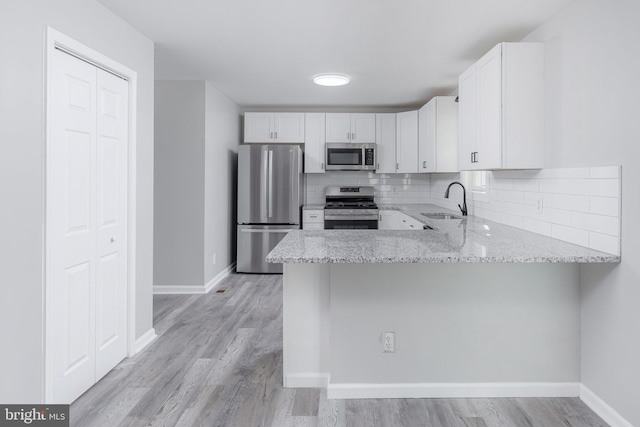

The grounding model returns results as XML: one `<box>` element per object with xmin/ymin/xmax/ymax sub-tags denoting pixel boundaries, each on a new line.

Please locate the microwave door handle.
<box><xmin>268</xmin><ymin>149</ymin><xmax>274</xmax><ymax>218</ymax></box>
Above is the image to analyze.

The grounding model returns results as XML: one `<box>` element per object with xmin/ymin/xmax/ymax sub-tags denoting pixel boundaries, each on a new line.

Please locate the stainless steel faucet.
<box><xmin>444</xmin><ymin>181</ymin><xmax>468</xmax><ymax>216</ymax></box>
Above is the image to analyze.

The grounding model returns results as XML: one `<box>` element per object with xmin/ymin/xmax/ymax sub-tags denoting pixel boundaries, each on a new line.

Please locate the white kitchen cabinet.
<box><xmin>378</xmin><ymin>210</ymin><xmax>399</xmax><ymax>230</ymax></box>
<box><xmin>396</xmin><ymin>111</ymin><xmax>419</xmax><ymax>173</ymax></box>
<box><xmin>375</xmin><ymin>113</ymin><xmax>396</xmax><ymax>173</ymax></box>
<box><xmin>418</xmin><ymin>97</ymin><xmax>458</xmax><ymax>173</ymax></box>
<box><xmin>303</xmin><ymin>209</ymin><xmax>325</xmax><ymax>230</ymax></box>
<box><xmin>304</xmin><ymin>113</ymin><xmax>325</xmax><ymax>173</ymax></box>
<box><xmin>325</xmin><ymin>113</ymin><xmax>375</xmax><ymax>143</ymax></box>
<box><xmin>458</xmin><ymin>42</ymin><xmax>544</xmax><ymax>170</ymax></box>
<box><xmin>244</xmin><ymin>112</ymin><xmax>305</xmax><ymax>143</ymax></box>
<box><xmin>398</xmin><ymin>213</ymin><xmax>424</xmax><ymax>230</ymax></box>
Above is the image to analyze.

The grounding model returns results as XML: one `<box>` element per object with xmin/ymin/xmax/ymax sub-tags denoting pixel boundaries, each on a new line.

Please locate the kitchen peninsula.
<box><xmin>266</xmin><ymin>205</ymin><xmax>619</xmax><ymax>400</ymax></box>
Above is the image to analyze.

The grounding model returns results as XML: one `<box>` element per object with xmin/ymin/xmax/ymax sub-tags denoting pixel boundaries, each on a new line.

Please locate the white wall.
<box><xmin>0</xmin><ymin>0</ymin><xmax>154</xmax><ymax>403</ymax></box>
<box><xmin>154</xmin><ymin>80</ymin><xmax>240</xmax><ymax>290</ymax></box>
<box><xmin>204</xmin><ymin>82</ymin><xmax>241</xmax><ymax>283</ymax></box>
<box><xmin>522</xmin><ymin>0</ymin><xmax>640</xmax><ymax>424</ymax></box>
<box><xmin>154</xmin><ymin>81</ymin><xmax>206</xmax><ymax>286</ymax></box>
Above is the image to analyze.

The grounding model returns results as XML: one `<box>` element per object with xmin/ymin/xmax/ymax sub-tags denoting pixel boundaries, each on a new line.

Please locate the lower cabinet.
<box><xmin>378</xmin><ymin>211</ymin><xmax>424</xmax><ymax>230</ymax></box>
<box><xmin>378</xmin><ymin>210</ymin><xmax>399</xmax><ymax>230</ymax></box>
<box><xmin>303</xmin><ymin>209</ymin><xmax>325</xmax><ymax>230</ymax></box>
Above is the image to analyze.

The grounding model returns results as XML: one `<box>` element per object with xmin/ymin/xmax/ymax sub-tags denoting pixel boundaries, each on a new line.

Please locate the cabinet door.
<box><xmin>418</xmin><ymin>100</ymin><xmax>436</xmax><ymax>173</ymax></box>
<box><xmin>476</xmin><ymin>44</ymin><xmax>502</xmax><ymax>169</ymax></box>
<box><xmin>304</xmin><ymin>113</ymin><xmax>325</xmax><ymax>173</ymax></box>
<box><xmin>244</xmin><ymin>112</ymin><xmax>274</xmax><ymax>143</ymax></box>
<box><xmin>325</xmin><ymin>113</ymin><xmax>351</xmax><ymax>142</ymax></box>
<box><xmin>458</xmin><ymin>65</ymin><xmax>478</xmax><ymax>170</ymax></box>
<box><xmin>274</xmin><ymin>113</ymin><xmax>305</xmax><ymax>143</ymax></box>
<box><xmin>396</xmin><ymin>111</ymin><xmax>419</xmax><ymax>173</ymax></box>
<box><xmin>375</xmin><ymin>113</ymin><xmax>396</xmax><ymax>173</ymax></box>
<box><xmin>435</xmin><ymin>97</ymin><xmax>459</xmax><ymax>173</ymax></box>
<box><xmin>351</xmin><ymin>113</ymin><xmax>376</xmax><ymax>143</ymax></box>
<box><xmin>378</xmin><ymin>211</ymin><xmax>399</xmax><ymax>230</ymax></box>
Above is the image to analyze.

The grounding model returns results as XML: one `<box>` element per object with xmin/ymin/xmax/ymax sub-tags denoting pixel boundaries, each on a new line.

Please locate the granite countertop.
<box><xmin>268</xmin><ymin>204</ymin><xmax>620</xmax><ymax>264</ymax></box>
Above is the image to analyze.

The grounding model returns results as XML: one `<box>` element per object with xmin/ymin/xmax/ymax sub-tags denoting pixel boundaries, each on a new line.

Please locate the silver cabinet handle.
<box><xmin>321</xmin><ymin>162</ymin><xmax>324</xmax><ymax>169</ymax></box>
<box><xmin>351</xmin><ymin>132</ymin><xmax>355</xmax><ymax>140</ymax></box>
<box><xmin>377</xmin><ymin>163</ymin><xmax>379</xmax><ymax>170</ymax></box>
<box><xmin>275</xmin><ymin>131</ymin><xmax>278</xmax><ymax>139</ymax></box>
<box><xmin>347</xmin><ymin>132</ymin><xmax>350</xmax><ymax>140</ymax></box>
<box><xmin>309</xmin><ymin>215</ymin><xmax>318</xmax><ymax>218</ymax></box>
<box><xmin>270</xmin><ymin>132</ymin><xmax>273</xmax><ymax>139</ymax></box>
<box><xmin>396</xmin><ymin>163</ymin><xmax>399</xmax><ymax>170</ymax></box>
<box><xmin>241</xmin><ymin>228</ymin><xmax>297</xmax><ymax>233</ymax></box>
<box><xmin>110</xmin><ymin>237</ymin><xmax>116</xmax><ymax>243</ymax></box>
<box><xmin>423</xmin><ymin>161</ymin><xmax>427</xmax><ymax>168</ymax></box>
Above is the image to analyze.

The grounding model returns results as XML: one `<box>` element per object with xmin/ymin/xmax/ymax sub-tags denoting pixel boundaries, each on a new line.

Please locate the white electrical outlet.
<box><xmin>382</xmin><ymin>332</ymin><xmax>395</xmax><ymax>353</ymax></box>
<box><xmin>212</xmin><ymin>253</ymin><xmax>217</xmax><ymax>265</ymax></box>
<box><xmin>536</xmin><ymin>196</ymin><xmax>544</xmax><ymax>214</ymax></box>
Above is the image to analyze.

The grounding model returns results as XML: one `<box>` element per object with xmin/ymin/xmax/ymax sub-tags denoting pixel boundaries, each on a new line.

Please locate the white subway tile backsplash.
<box><xmin>531</xmin><ymin>167</ymin><xmax>590</xmax><ymax>179</ymax></box>
<box><xmin>588</xmin><ymin>179</ymin><xmax>620</xmax><ymax>197</ymax></box>
<box><xmin>551</xmin><ymin>224</ymin><xmax>590</xmax><ymax>247</ymax></box>
<box><xmin>539</xmin><ymin>179</ymin><xmax>591</xmax><ymax>195</ymax></box>
<box><xmin>522</xmin><ymin>218</ymin><xmax>552</xmax><ymax>237</ymax></box>
<box><xmin>570</xmin><ymin>212</ymin><xmax>620</xmax><ymax>236</ymax></box>
<box><xmin>541</xmin><ymin>193</ymin><xmax>590</xmax><ymax>213</ymax></box>
<box><xmin>512</xmin><ymin>179</ymin><xmax>539</xmax><ymax>192</ymax></box>
<box><xmin>589</xmin><ymin>232</ymin><xmax>620</xmax><ymax>256</ymax></box>
<box><xmin>589</xmin><ymin>166</ymin><xmax>620</xmax><ymax>179</ymax></box>
<box><xmin>589</xmin><ymin>196</ymin><xmax>620</xmax><ymax>217</ymax></box>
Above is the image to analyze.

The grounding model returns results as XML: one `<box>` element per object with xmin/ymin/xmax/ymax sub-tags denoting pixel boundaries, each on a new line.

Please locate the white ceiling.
<box><xmin>98</xmin><ymin>0</ymin><xmax>574</xmax><ymax>108</ymax></box>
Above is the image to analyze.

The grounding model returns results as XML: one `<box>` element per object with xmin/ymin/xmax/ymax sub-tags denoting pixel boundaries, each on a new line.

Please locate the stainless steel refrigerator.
<box><xmin>236</xmin><ymin>144</ymin><xmax>303</xmax><ymax>273</ymax></box>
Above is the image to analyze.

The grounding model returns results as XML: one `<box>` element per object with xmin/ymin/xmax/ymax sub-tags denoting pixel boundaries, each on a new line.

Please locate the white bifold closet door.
<box><xmin>49</xmin><ymin>48</ymin><xmax>128</xmax><ymax>403</ymax></box>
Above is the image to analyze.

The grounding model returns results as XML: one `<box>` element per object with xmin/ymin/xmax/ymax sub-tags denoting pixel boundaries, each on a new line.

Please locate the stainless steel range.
<box><xmin>324</xmin><ymin>186</ymin><xmax>378</xmax><ymax>230</ymax></box>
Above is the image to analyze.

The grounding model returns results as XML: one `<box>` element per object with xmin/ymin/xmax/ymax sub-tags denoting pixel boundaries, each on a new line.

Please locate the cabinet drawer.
<box><xmin>398</xmin><ymin>213</ymin><xmax>423</xmax><ymax>230</ymax></box>
<box><xmin>303</xmin><ymin>210</ymin><xmax>324</xmax><ymax>224</ymax></box>
<box><xmin>303</xmin><ymin>222</ymin><xmax>325</xmax><ymax>230</ymax></box>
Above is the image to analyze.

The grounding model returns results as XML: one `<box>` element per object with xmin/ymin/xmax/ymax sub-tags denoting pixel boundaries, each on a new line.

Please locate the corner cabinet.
<box><xmin>418</xmin><ymin>96</ymin><xmax>458</xmax><ymax>173</ymax></box>
<box><xmin>396</xmin><ymin>111</ymin><xmax>419</xmax><ymax>173</ymax></box>
<box><xmin>458</xmin><ymin>42</ymin><xmax>544</xmax><ymax>170</ymax></box>
<box><xmin>304</xmin><ymin>113</ymin><xmax>325</xmax><ymax>173</ymax></box>
<box><xmin>326</xmin><ymin>113</ymin><xmax>376</xmax><ymax>143</ymax></box>
<box><xmin>244</xmin><ymin>112</ymin><xmax>305</xmax><ymax>143</ymax></box>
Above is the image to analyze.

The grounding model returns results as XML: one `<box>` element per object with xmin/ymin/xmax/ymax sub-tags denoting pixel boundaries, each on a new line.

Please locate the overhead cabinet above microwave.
<box><xmin>325</xmin><ymin>113</ymin><xmax>376</xmax><ymax>143</ymax></box>
<box><xmin>458</xmin><ymin>42</ymin><xmax>544</xmax><ymax>171</ymax></box>
<box><xmin>244</xmin><ymin>112</ymin><xmax>305</xmax><ymax>143</ymax></box>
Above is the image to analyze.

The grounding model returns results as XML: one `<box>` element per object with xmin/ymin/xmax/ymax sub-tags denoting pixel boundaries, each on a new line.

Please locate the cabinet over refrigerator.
<box><xmin>236</xmin><ymin>144</ymin><xmax>303</xmax><ymax>273</ymax></box>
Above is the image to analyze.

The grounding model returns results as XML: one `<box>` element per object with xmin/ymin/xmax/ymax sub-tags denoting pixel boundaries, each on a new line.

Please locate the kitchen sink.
<box><xmin>421</xmin><ymin>213</ymin><xmax>462</xmax><ymax>220</ymax></box>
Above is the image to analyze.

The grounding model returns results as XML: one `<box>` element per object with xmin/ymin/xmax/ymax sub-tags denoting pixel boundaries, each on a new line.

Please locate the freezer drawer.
<box><xmin>236</xmin><ymin>224</ymin><xmax>298</xmax><ymax>273</ymax></box>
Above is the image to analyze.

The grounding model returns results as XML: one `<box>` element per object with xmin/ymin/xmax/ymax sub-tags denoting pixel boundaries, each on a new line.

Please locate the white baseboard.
<box><xmin>284</xmin><ymin>373</ymin><xmax>330</xmax><ymax>388</ymax></box>
<box><xmin>327</xmin><ymin>382</ymin><xmax>582</xmax><ymax>400</ymax></box>
<box><xmin>153</xmin><ymin>263</ymin><xmax>236</xmax><ymax>294</ymax></box>
<box><xmin>580</xmin><ymin>384</ymin><xmax>633</xmax><ymax>427</ymax></box>
<box><xmin>204</xmin><ymin>263</ymin><xmax>236</xmax><ymax>293</ymax></box>
<box><xmin>133</xmin><ymin>328</ymin><xmax>157</xmax><ymax>355</ymax></box>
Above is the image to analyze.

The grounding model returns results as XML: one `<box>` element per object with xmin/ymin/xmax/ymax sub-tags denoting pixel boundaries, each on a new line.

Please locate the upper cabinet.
<box><xmin>375</xmin><ymin>113</ymin><xmax>396</xmax><ymax>173</ymax></box>
<box><xmin>326</xmin><ymin>113</ymin><xmax>375</xmax><ymax>143</ymax></box>
<box><xmin>458</xmin><ymin>42</ymin><xmax>544</xmax><ymax>170</ymax></box>
<box><xmin>396</xmin><ymin>110</ymin><xmax>419</xmax><ymax>173</ymax></box>
<box><xmin>304</xmin><ymin>113</ymin><xmax>325</xmax><ymax>173</ymax></box>
<box><xmin>244</xmin><ymin>112</ymin><xmax>305</xmax><ymax>143</ymax></box>
<box><xmin>418</xmin><ymin>96</ymin><xmax>458</xmax><ymax>173</ymax></box>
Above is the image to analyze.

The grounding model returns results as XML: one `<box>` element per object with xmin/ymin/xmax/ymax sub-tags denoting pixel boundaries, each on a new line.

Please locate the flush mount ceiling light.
<box><xmin>313</xmin><ymin>74</ymin><xmax>350</xmax><ymax>87</ymax></box>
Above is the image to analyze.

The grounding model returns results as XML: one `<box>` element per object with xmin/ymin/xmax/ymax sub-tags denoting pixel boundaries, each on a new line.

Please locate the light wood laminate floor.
<box><xmin>71</xmin><ymin>273</ymin><xmax>609</xmax><ymax>427</ymax></box>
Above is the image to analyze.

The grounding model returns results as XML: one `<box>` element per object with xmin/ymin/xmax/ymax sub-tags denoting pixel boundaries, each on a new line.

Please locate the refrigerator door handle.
<box><xmin>268</xmin><ymin>149</ymin><xmax>274</xmax><ymax>218</ymax></box>
<box><xmin>261</xmin><ymin>147</ymin><xmax>268</xmax><ymax>221</ymax></box>
<box><xmin>240</xmin><ymin>228</ymin><xmax>298</xmax><ymax>233</ymax></box>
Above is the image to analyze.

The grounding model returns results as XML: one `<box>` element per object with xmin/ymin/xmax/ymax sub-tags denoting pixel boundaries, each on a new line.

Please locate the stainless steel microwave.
<box><xmin>325</xmin><ymin>143</ymin><xmax>376</xmax><ymax>171</ymax></box>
